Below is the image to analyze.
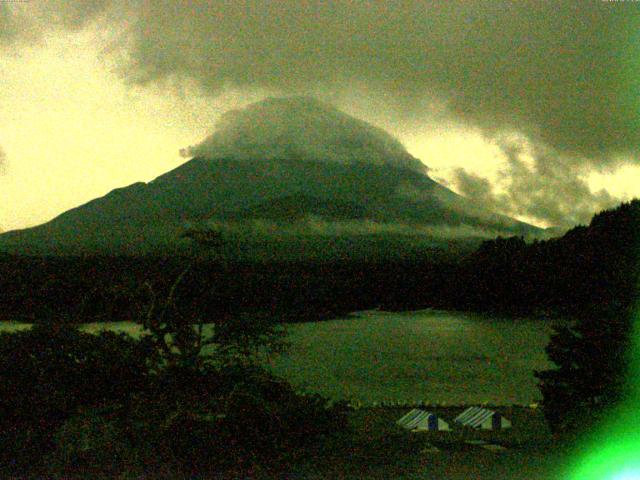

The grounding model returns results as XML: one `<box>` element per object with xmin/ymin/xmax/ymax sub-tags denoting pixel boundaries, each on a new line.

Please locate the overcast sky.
<box><xmin>1</xmin><ymin>0</ymin><xmax>638</xmax><ymax>230</ymax></box>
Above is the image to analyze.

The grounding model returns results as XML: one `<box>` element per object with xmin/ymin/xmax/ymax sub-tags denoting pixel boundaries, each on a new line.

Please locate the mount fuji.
<box><xmin>0</xmin><ymin>97</ymin><xmax>541</xmax><ymax>256</ymax></box>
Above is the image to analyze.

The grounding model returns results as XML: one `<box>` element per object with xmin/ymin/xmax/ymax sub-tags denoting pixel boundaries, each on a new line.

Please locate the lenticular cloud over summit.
<box><xmin>182</xmin><ymin>97</ymin><xmax>427</xmax><ymax>174</ymax></box>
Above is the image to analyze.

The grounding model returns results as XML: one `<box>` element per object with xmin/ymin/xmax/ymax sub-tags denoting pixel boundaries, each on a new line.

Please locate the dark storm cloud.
<box><xmin>453</xmin><ymin>140</ymin><xmax>621</xmax><ymax>227</ymax></box>
<box><xmin>0</xmin><ymin>3</ymin><xmax>20</xmax><ymax>43</ymax></box>
<box><xmin>105</xmin><ymin>0</ymin><xmax>639</xmax><ymax>162</ymax></box>
<box><xmin>0</xmin><ymin>0</ymin><xmax>116</xmax><ymax>45</ymax></box>
<box><xmin>4</xmin><ymin>1</ymin><xmax>637</xmax><ymax>162</ymax></box>
<box><xmin>36</xmin><ymin>0</ymin><xmax>116</xmax><ymax>31</ymax></box>
<box><xmin>452</xmin><ymin>169</ymin><xmax>498</xmax><ymax>212</ymax></box>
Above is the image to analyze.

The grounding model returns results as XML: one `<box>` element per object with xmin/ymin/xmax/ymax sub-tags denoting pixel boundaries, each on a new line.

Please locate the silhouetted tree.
<box><xmin>125</xmin><ymin>228</ymin><xmax>345</xmax><ymax>477</ymax></box>
<box><xmin>534</xmin><ymin>200</ymin><xmax>640</xmax><ymax>434</ymax></box>
<box><xmin>139</xmin><ymin>229</ymin><xmax>286</xmax><ymax>371</ymax></box>
<box><xmin>535</xmin><ymin>316</ymin><xmax>633</xmax><ymax>434</ymax></box>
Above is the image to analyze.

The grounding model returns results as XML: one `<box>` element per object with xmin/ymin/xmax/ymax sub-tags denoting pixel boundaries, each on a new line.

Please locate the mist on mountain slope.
<box><xmin>181</xmin><ymin>96</ymin><xmax>427</xmax><ymax>174</ymax></box>
<box><xmin>190</xmin><ymin>217</ymin><xmax>511</xmax><ymax>241</ymax></box>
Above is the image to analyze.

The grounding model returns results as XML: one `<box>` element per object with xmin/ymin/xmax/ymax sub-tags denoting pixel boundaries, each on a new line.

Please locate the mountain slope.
<box><xmin>223</xmin><ymin>194</ymin><xmax>368</xmax><ymax>222</ymax></box>
<box><xmin>0</xmin><ymin>97</ymin><xmax>542</xmax><ymax>256</ymax></box>
<box><xmin>0</xmin><ymin>157</ymin><xmax>540</xmax><ymax>255</ymax></box>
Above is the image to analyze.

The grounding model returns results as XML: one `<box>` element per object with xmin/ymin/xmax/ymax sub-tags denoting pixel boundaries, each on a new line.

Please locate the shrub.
<box><xmin>49</xmin><ymin>406</ymin><xmax>133</xmax><ymax>477</ymax></box>
<box><xmin>0</xmin><ymin>323</ymin><xmax>150</xmax><ymax>473</ymax></box>
<box><xmin>535</xmin><ymin>314</ymin><xmax>633</xmax><ymax>435</ymax></box>
<box><xmin>155</xmin><ymin>366</ymin><xmax>349</xmax><ymax>476</ymax></box>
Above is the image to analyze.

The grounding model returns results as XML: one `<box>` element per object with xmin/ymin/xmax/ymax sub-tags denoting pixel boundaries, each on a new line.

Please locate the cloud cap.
<box><xmin>183</xmin><ymin>96</ymin><xmax>426</xmax><ymax>172</ymax></box>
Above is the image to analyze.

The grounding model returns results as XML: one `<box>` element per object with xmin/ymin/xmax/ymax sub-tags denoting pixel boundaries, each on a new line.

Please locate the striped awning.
<box><xmin>397</xmin><ymin>409</ymin><xmax>430</xmax><ymax>429</ymax></box>
<box><xmin>454</xmin><ymin>406</ymin><xmax>496</xmax><ymax>428</ymax></box>
<box><xmin>396</xmin><ymin>409</ymin><xmax>448</xmax><ymax>431</ymax></box>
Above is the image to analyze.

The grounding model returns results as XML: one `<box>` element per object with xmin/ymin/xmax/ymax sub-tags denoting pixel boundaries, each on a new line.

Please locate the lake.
<box><xmin>0</xmin><ymin>309</ymin><xmax>554</xmax><ymax>405</ymax></box>
<box><xmin>268</xmin><ymin>309</ymin><xmax>554</xmax><ymax>405</ymax></box>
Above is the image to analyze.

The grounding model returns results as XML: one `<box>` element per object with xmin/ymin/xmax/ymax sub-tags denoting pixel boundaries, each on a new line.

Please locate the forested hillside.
<box><xmin>444</xmin><ymin>200</ymin><xmax>640</xmax><ymax>319</ymax></box>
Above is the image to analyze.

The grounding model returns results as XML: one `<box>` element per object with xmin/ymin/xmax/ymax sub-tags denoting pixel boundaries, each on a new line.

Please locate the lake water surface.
<box><xmin>0</xmin><ymin>309</ymin><xmax>554</xmax><ymax>405</ymax></box>
<box><xmin>268</xmin><ymin>309</ymin><xmax>553</xmax><ymax>405</ymax></box>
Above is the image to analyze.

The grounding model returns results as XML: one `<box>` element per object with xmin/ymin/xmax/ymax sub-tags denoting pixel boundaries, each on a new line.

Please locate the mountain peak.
<box><xmin>182</xmin><ymin>96</ymin><xmax>427</xmax><ymax>173</ymax></box>
<box><xmin>0</xmin><ymin>97</ymin><xmax>542</xmax><ymax>255</ymax></box>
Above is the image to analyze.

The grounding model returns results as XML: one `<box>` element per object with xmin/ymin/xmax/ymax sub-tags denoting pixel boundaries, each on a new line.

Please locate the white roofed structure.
<box><xmin>454</xmin><ymin>407</ymin><xmax>512</xmax><ymax>430</ymax></box>
<box><xmin>396</xmin><ymin>409</ymin><xmax>450</xmax><ymax>431</ymax></box>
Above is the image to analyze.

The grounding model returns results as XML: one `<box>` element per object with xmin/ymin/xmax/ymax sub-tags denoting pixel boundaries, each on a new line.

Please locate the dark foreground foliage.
<box><xmin>0</xmin><ymin>323</ymin><xmax>149</xmax><ymax>473</ymax></box>
<box><xmin>0</xmin><ymin>323</ymin><xmax>347</xmax><ymax>478</ymax></box>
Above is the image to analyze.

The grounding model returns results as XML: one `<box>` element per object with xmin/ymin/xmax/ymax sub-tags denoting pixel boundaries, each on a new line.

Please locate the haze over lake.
<box><xmin>1</xmin><ymin>309</ymin><xmax>553</xmax><ymax>405</ymax></box>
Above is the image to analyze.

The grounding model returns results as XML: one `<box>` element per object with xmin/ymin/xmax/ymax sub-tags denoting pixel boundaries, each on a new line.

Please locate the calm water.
<box><xmin>0</xmin><ymin>309</ymin><xmax>553</xmax><ymax>405</ymax></box>
<box><xmin>268</xmin><ymin>309</ymin><xmax>554</xmax><ymax>405</ymax></box>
